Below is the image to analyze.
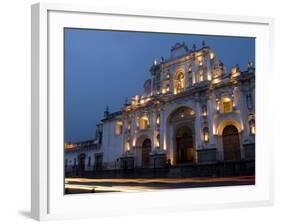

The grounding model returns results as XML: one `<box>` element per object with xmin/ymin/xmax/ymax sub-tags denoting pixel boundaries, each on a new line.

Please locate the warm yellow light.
<box><xmin>139</xmin><ymin>115</ymin><xmax>149</xmax><ymax>130</ymax></box>
<box><xmin>213</xmin><ymin>124</ymin><xmax>217</xmax><ymax>135</ymax></box>
<box><xmin>155</xmin><ymin>138</ymin><xmax>160</xmax><ymax>148</ymax></box>
<box><xmin>222</xmin><ymin>97</ymin><xmax>231</xmax><ymax>103</ymax></box>
<box><xmin>199</xmin><ymin>71</ymin><xmax>204</xmax><ymax>82</ymax></box>
<box><xmin>132</xmin><ymin>138</ymin><xmax>136</xmax><ymax>147</ymax></box>
<box><xmin>169</xmin><ymin>157</ymin><xmax>174</xmax><ymax>165</ymax></box>
<box><xmin>216</xmin><ymin>101</ymin><xmax>220</xmax><ymax>111</ymax></box>
<box><xmin>198</xmin><ymin>56</ymin><xmax>203</xmax><ymax>66</ymax></box>
<box><xmin>64</xmin><ymin>143</ymin><xmax>77</xmax><ymax>150</ymax></box>
<box><xmin>222</xmin><ymin>98</ymin><xmax>233</xmax><ymax>113</ymax></box>
<box><xmin>204</xmin><ymin>132</ymin><xmax>209</xmax><ymax>142</ymax></box>
<box><xmin>231</xmin><ymin>67</ymin><xmax>240</xmax><ymax>77</ymax></box>
<box><xmin>156</xmin><ymin>116</ymin><xmax>160</xmax><ymax>125</ymax></box>
<box><xmin>250</xmin><ymin>125</ymin><xmax>255</xmax><ymax>135</ymax></box>
<box><xmin>207</xmin><ymin>72</ymin><xmax>212</xmax><ymax>81</ymax></box>
<box><xmin>203</xmin><ymin>127</ymin><xmax>209</xmax><ymax>143</ymax></box>
<box><xmin>115</xmin><ymin>121</ymin><xmax>123</xmax><ymax>135</ymax></box>
<box><xmin>192</xmin><ymin>73</ymin><xmax>196</xmax><ymax>84</ymax></box>
<box><xmin>162</xmin><ymin>88</ymin><xmax>166</xmax><ymax>94</ymax></box>
<box><xmin>212</xmin><ymin>78</ymin><xmax>221</xmax><ymax>84</ymax></box>
<box><xmin>126</xmin><ymin>142</ymin><xmax>130</xmax><ymax>151</ymax></box>
<box><xmin>140</xmin><ymin>99</ymin><xmax>145</xmax><ymax>104</ymax></box>
<box><xmin>210</xmin><ymin>52</ymin><xmax>215</xmax><ymax>60</ymax></box>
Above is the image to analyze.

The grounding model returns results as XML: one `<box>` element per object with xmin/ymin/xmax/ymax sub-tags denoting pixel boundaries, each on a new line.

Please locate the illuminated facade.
<box><xmin>65</xmin><ymin>42</ymin><xmax>255</xmax><ymax>171</ymax></box>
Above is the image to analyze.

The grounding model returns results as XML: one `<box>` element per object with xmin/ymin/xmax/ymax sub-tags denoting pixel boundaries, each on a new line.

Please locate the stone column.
<box><xmin>184</xmin><ymin>72</ymin><xmax>188</xmax><ymax>91</ymax></box>
<box><xmin>236</xmin><ymin>86</ymin><xmax>250</xmax><ymax>140</ymax></box>
<box><xmin>195</xmin><ymin>99</ymin><xmax>202</xmax><ymax>149</ymax></box>
<box><xmin>150</xmin><ymin>110</ymin><xmax>157</xmax><ymax>152</ymax></box>
<box><xmin>159</xmin><ymin>109</ymin><xmax>165</xmax><ymax>151</ymax></box>
<box><xmin>169</xmin><ymin>126</ymin><xmax>175</xmax><ymax>164</ymax></box>
<box><xmin>236</xmin><ymin>86</ymin><xmax>249</xmax><ymax>160</ymax></box>
<box><xmin>170</xmin><ymin>78</ymin><xmax>174</xmax><ymax>95</ymax></box>
<box><xmin>207</xmin><ymin>95</ymin><xmax>214</xmax><ymax>145</ymax></box>
<box><xmin>132</xmin><ymin>113</ymin><xmax>139</xmax><ymax>151</ymax></box>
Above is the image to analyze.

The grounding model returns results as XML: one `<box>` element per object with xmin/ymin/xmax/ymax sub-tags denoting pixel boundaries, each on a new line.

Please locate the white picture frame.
<box><xmin>31</xmin><ymin>2</ymin><xmax>275</xmax><ymax>221</ymax></box>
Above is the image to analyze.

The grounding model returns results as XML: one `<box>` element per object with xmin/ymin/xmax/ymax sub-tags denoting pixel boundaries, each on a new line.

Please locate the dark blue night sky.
<box><xmin>64</xmin><ymin>28</ymin><xmax>255</xmax><ymax>143</ymax></box>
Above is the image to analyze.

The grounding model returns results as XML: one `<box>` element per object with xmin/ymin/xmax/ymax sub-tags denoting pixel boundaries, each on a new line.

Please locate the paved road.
<box><xmin>65</xmin><ymin>176</ymin><xmax>255</xmax><ymax>194</ymax></box>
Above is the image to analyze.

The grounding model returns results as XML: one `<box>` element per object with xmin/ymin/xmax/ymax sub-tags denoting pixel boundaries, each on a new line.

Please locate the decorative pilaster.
<box><xmin>159</xmin><ymin>107</ymin><xmax>166</xmax><ymax>151</ymax></box>
<box><xmin>150</xmin><ymin>110</ymin><xmax>157</xmax><ymax>152</ymax></box>
<box><xmin>195</xmin><ymin>98</ymin><xmax>202</xmax><ymax>149</ymax></box>
<box><xmin>206</xmin><ymin>94</ymin><xmax>214</xmax><ymax>145</ymax></box>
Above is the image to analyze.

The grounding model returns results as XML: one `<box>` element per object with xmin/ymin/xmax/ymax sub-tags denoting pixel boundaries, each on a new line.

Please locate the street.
<box><xmin>65</xmin><ymin>176</ymin><xmax>255</xmax><ymax>194</ymax></box>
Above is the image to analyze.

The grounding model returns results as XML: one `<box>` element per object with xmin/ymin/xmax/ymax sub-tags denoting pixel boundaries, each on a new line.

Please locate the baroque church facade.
<box><xmin>65</xmin><ymin>42</ymin><xmax>255</xmax><ymax>172</ymax></box>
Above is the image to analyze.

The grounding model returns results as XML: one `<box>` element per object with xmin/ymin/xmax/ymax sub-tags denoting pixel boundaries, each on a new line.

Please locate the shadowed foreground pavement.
<box><xmin>65</xmin><ymin>176</ymin><xmax>255</xmax><ymax>194</ymax></box>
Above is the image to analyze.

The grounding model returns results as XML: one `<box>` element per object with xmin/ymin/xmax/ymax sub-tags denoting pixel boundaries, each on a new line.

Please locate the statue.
<box><xmin>124</xmin><ymin>97</ymin><xmax>128</xmax><ymax>105</ymax></box>
<box><xmin>248</xmin><ymin>60</ymin><xmax>254</xmax><ymax>69</ymax></box>
<box><xmin>104</xmin><ymin>105</ymin><xmax>109</xmax><ymax>118</ymax></box>
<box><xmin>202</xmin><ymin>40</ymin><xmax>206</xmax><ymax>47</ymax></box>
<box><xmin>192</xmin><ymin>43</ymin><xmax>196</xmax><ymax>51</ymax></box>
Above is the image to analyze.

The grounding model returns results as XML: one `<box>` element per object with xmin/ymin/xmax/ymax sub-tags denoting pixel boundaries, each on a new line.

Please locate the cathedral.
<box><xmin>65</xmin><ymin>42</ymin><xmax>255</xmax><ymax>173</ymax></box>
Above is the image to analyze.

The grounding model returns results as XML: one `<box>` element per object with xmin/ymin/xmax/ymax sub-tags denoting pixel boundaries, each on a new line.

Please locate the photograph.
<box><xmin>63</xmin><ymin>28</ymin><xmax>256</xmax><ymax>194</ymax></box>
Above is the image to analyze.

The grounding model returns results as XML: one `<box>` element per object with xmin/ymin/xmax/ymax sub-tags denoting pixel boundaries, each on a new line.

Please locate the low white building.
<box><xmin>65</xmin><ymin>42</ymin><xmax>255</xmax><ymax>172</ymax></box>
<box><xmin>64</xmin><ymin>124</ymin><xmax>103</xmax><ymax>174</ymax></box>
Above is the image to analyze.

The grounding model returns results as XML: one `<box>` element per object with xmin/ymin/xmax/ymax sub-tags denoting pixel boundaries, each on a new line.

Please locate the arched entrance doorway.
<box><xmin>176</xmin><ymin>126</ymin><xmax>195</xmax><ymax>163</ymax></box>
<box><xmin>222</xmin><ymin>125</ymin><xmax>241</xmax><ymax>161</ymax></box>
<box><xmin>167</xmin><ymin>106</ymin><xmax>196</xmax><ymax>164</ymax></box>
<box><xmin>142</xmin><ymin>139</ymin><xmax>151</xmax><ymax>168</ymax></box>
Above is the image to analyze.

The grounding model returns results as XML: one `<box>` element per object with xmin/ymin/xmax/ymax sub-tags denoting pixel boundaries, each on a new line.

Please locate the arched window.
<box><xmin>202</xmin><ymin>104</ymin><xmax>207</xmax><ymax>117</ymax></box>
<box><xmin>126</xmin><ymin>137</ymin><xmax>130</xmax><ymax>152</ymax></box>
<box><xmin>203</xmin><ymin>127</ymin><xmax>209</xmax><ymax>143</ymax></box>
<box><xmin>139</xmin><ymin>115</ymin><xmax>149</xmax><ymax>130</ymax></box>
<box><xmin>222</xmin><ymin>97</ymin><xmax>233</xmax><ymax>113</ymax></box>
<box><xmin>199</xmin><ymin>70</ymin><xmax>204</xmax><ymax>82</ymax></box>
<box><xmin>174</xmin><ymin>72</ymin><xmax>185</xmax><ymax>94</ymax></box>
<box><xmin>156</xmin><ymin>134</ymin><xmax>160</xmax><ymax>148</ymax></box>
<box><xmin>115</xmin><ymin>121</ymin><xmax>123</xmax><ymax>135</ymax></box>
<box><xmin>249</xmin><ymin>119</ymin><xmax>255</xmax><ymax>135</ymax></box>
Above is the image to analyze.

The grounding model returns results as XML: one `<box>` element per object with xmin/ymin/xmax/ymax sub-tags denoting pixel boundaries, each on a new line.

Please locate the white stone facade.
<box><xmin>65</xmin><ymin>42</ymin><xmax>255</xmax><ymax>171</ymax></box>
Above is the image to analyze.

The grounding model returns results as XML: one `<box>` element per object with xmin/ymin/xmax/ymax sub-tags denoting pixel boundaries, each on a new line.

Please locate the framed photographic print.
<box><xmin>31</xmin><ymin>2</ymin><xmax>274</xmax><ymax>221</ymax></box>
